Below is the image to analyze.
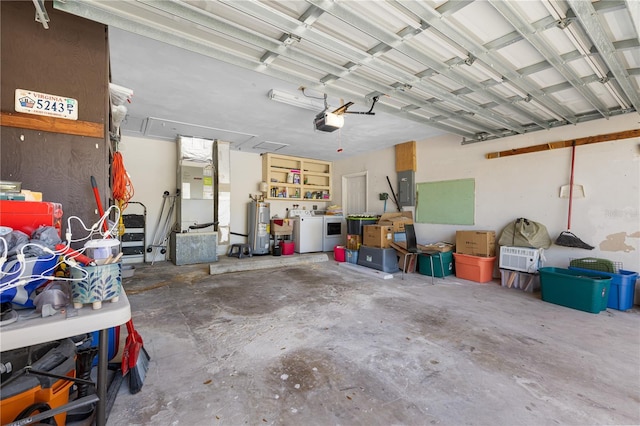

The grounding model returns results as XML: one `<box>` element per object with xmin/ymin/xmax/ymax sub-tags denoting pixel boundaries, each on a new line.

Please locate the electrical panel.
<box><xmin>397</xmin><ymin>170</ymin><xmax>415</xmax><ymax>207</ymax></box>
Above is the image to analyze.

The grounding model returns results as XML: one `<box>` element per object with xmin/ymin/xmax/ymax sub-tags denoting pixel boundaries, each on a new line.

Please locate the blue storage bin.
<box><xmin>345</xmin><ymin>249</ymin><xmax>359</xmax><ymax>264</ymax></box>
<box><xmin>357</xmin><ymin>246</ymin><xmax>399</xmax><ymax>273</ymax></box>
<box><xmin>89</xmin><ymin>326</ymin><xmax>120</xmax><ymax>367</ymax></box>
<box><xmin>568</xmin><ymin>267</ymin><xmax>637</xmax><ymax>311</ymax></box>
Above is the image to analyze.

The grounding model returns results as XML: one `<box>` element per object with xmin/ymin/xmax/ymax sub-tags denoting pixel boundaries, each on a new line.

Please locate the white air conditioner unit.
<box><xmin>499</xmin><ymin>246</ymin><xmax>541</xmax><ymax>273</ymax></box>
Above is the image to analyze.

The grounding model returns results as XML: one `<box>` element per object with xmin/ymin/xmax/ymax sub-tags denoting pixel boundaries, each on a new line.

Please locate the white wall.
<box><xmin>333</xmin><ymin>114</ymin><xmax>640</xmax><ymax>273</ymax></box>
<box><xmin>117</xmin><ymin>136</ymin><xmax>176</xmax><ymax>262</ymax></box>
<box><xmin>121</xmin><ymin>114</ymin><xmax>639</xmax><ymax>273</ymax></box>
<box><xmin>118</xmin><ymin>141</ymin><xmax>333</xmax><ymax>257</ymax></box>
<box><xmin>229</xmin><ymin>151</ymin><xmax>259</xmax><ymax>243</ymax></box>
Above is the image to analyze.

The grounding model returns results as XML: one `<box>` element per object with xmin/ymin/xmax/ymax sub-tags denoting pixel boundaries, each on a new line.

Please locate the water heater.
<box><xmin>248</xmin><ymin>201</ymin><xmax>270</xmax><ymax>255</ymax></box>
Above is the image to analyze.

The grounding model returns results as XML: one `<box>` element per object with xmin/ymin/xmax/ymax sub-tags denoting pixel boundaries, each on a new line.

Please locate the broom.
<box><xmin>90</xmin><ymin>176</ymin><xmax>150</xmax><ymax>392</ymax></box>
<box><xmin>555</xmin><ymin>143</ymin><xmax>594</xmax><ymax>250</ymax></box>
<box><xmin>121</xmin><ymin>319</ymin><xmax>150</xmax><ymax>394</ymax></box>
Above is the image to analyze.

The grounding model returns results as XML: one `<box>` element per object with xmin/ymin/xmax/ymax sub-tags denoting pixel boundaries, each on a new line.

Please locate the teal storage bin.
<box><xmin>418</xmin><ymin>251</ymin><xmax>453</xmax><ymax>277</ymax></box>
<box><xmin>568</xmin><ymin>267</ymin><xmax>637</xmax><ymax>311</ymax></box>
<box><xmin>539</xmin><ymin>267</ymin><xmax>611</xmax><ymax>314</ymax></box>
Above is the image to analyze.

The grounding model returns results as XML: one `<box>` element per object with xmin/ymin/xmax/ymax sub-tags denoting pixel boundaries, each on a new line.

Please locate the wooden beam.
<box><xmin>486</xmin><ymin>129</ymin><xmax>640</xmax><ymax>159</ymax></box>
<box><xmin>0</xmin><ymin>111</ymin><xmax>104</xmax><ymax>139</ymax></box>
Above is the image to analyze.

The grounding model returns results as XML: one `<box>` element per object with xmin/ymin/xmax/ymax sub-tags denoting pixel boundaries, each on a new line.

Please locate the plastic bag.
<box><xmin>34</xmin><ymin>280</ymin><xmax>71</xmax><ymax>316</ymax></box>
<box><xmin>498</xmin><ymin>218</ymin><xmax>552</xmax><ymax>249</ymax></box>
<box><xmin>4</xmin><ymin>230</ymin><xmax>29</xmax><ymax>257</ymax></box>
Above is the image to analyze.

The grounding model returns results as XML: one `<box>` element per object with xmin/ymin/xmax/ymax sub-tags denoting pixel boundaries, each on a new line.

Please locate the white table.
<box><xmin>1</xmin><ymin>291</ymin><xmax>131</xmax><ymax>426</ymax></box>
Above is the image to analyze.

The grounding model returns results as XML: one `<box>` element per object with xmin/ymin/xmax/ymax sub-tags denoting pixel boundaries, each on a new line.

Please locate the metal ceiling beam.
<box><xmin>592</xmin><ymin>0</ymin><xmax>627</xmax><ymax>13</ymax></box>
<box><xmin>53</xmin><ymin>1</ymin><xmax>474</xmax><ymax>137</ymax></box>
<box><xmin>54</xmin><ymin>0</ymin><xmax>638</xmax><ymax>144</ymax></box>
<box><xmin>217</xmin><ymin>0</ymin><xmax>510</xmax><ymax>137</ymax></box>
<box><xmin>396</xmin><ymin>1</ymin><xmax>579</xmax><ymax>124</ymax></box>
<box><xmin>213</xmin><ymin>0</ymin><xmax>486</xmax><ymax>131</ymax></box>
<box><xmin>153</xmin><ymin>0</ymin><xmax>558</xmax><ymax>136</ymax></box>
<box><xmin>305</xmin><ymin>0</ymin><xmax>529</xmax><ymax>135</ymax></box>
<box><xmin>613</xmin><ymin>38</ymin><xmax>640</xmax><ymax>50</ymax></box>
<box><xmin>626</xmin><ymin>0</ymin><xmax>640</xmax><ymax>40</ymax></box>
<box><xmin>53</xmin><ymin>0</ymin><xmax>270</xmax><ymax>71</ymax></box>
<box><xmin>435</xmin><ymin>0</ymin><xmax>474</xmax><ymax>17</ymax></box>
<box><xmin>166</xmin><ymin>0</ymin><xmax>619</xmax><ymax>128</ymax></box>
<box><xmin>518</xmin><ymin>49</ymin><xmax>584</xmax><ymax>77</ymax></box>
<box><xmin>489</xmin><ymin>0</ymin><xmax>612</xmax><ymax>118</ymax></box>
<box><xmin>135</xmin><ymin>0</ymin><xmax>483</xmax><ymax>135</ymax></box>
<box><xmin>418</xmin><ymin>42</ymin><xmax>553</xmax><ymax>129</ymax></box>
<box><xmin>566</xmin><ymin>0</ymin><xmax>640</xmax><ymax>112</ymax></box>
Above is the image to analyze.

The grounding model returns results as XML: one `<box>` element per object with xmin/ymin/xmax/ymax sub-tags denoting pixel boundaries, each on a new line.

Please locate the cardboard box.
<box><xmin>422</xmin><ymin>242</ymin><xmax>454</xmax><ymax>253</ymax></box>
<box><xmin>398</xmin><ymin>252</ymin><xmax>417</xmax><ymax>273</ymax></box>
<box><xmin>455</xmin><ymin>230</ymin><xmax>495</xmax><ymax>257</ymax></box>
<box><xmin>378</xmin><ymin>212</ymin><xmax>413</xmax><ymax>233</ymax></box>
<box><xmin>270</xmin><ymin>219</ymin><xmax>293</xmax><ymax>236</ymax></box>
<box><xmin>21</xmin><ymin>190</ymin><xmax>43</xmax><ymax>201</ymax></box>
<box><xmin>389</xmin><ymin>241</ymin><xmax>416</xmax><ymax>273</ymax></box>
<box><xmin>346</xmin><ymin>234</ymin><xmax>361</xmax><ymax>250</ymax></box>
<box><xmin>363</xmin><ymin>225</ymin><xmax>394</xmax><ymax>248</ymax></box>
<box><xmin>390</xmin><ymin>240</ymin><xmax>453</xmax><ymax>253</ymax></box>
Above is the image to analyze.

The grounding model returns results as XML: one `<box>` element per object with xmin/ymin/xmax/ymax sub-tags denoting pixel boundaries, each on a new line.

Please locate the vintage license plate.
<box><xmin>15</xmin><ymin>89</ymin><xmax>78</xmax><ymax>120</ymax></box>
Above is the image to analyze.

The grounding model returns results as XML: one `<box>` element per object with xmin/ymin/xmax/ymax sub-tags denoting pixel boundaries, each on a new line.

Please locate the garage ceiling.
<box><xmin>53</xmin><ymin>0</ymin><xmax>640</xmax><ymax>160</ymax></box>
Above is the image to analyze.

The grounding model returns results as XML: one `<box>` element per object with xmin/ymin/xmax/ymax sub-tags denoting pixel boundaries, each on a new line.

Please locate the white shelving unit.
<box><xmin>262</xmin><ymin>153</ymin><xmax>332</xmax><ymax>201</ymax></box>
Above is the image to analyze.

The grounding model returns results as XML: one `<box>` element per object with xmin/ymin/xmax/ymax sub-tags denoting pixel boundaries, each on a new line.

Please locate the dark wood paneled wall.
<box><xmin>1</xmin><ymin>1</ymin><xmax>110</xmax><ymax>238</ymax></box>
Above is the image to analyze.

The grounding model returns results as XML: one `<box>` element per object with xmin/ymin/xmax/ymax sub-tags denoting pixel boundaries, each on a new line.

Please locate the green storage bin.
<box><xmin>418</xmin><ymin>251</ymin><xmax>453</xmax><ymax>277</ymax></box>
<box><xmin>539</xmin><ymin>267</ymin><xmax>611</xmax><ymax>314</ymax></box>
<box><xmin>569</xmin><ymin>257</ymin><xmax>616</xmax><ymax>273</ymax></box>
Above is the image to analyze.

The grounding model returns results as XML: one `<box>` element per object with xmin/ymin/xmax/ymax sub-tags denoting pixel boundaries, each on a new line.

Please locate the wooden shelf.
<box><xmin>262</xmin><ymin>153</ymin><xmax>332</xmax><ymax>201</ymax></box>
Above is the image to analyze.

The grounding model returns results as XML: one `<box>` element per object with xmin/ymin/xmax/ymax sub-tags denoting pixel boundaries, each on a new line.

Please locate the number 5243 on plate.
<box><xmin>15</xmin><ymin>89</ymin><xmax>78</xmax><ymax>120</ymax></box>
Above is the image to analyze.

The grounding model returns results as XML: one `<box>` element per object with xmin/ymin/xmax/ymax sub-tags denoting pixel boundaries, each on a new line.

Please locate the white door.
<box><xmin>342</xmin><ymin>172</ymin><xmax>368</xmax><ymax>215</ymax></box>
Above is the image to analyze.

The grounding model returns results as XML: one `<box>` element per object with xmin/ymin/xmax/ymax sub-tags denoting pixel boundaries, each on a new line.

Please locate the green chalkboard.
<box><xmin>416</xmin><ymin>178</ymin><xmax>475</xmax><ymax>225</ymax></box>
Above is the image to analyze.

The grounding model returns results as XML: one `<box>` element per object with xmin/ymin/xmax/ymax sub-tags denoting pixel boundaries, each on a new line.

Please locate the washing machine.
<box><xmin>289</xmin><ymin>209</ymin><xmax>323</xmax><ymax>253</ymax></box>
<box><xmin>322</xmin><ymin>215</ymin><xmax>346</xmax><ymax>252</ymax></box>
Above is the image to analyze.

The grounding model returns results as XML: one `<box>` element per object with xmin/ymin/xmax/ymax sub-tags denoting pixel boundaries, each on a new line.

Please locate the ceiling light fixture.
<box><xmin>268</xmin><ymin>89</ymin><xmax>325</xmax><ymax>111</ymax></box>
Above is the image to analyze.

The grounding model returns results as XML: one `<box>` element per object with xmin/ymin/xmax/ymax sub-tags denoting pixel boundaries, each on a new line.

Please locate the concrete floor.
<box><xmin>108</xmin><ymin>255</ymin><xmax>640</xmax><ymax>425</ymax></box>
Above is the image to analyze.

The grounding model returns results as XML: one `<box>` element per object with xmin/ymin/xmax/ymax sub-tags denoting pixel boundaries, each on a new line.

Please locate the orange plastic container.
<box><xmin>334</xmin><ymin>245</ymin><xmax>346</xmax><ymax>262</ymax></box>
<box><xmin>1</xmin><ymin>384</ymin><xmax>40</xmax><ymax>425</ymax></box>
<box><xmin>34</xmin><ymin>372</ymin><xmax>75</xmax><ymax>426</ymax></box>
<box><xmin>453</xmin><ymin>253</ymin><xmax>496</xmax><ymax>283</ymax></box>
<box><xmin>1</xmin><ymin>339</ymin><xmax>76</xmax><ymax>425</ymax></box>
<box><xmin>0</xmin><ymin>372</ymin><xmax>75</xmax><ymax>426</ymax></box>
